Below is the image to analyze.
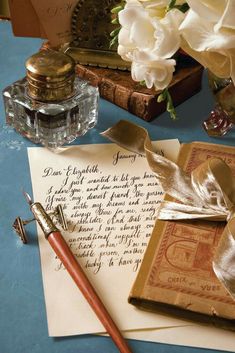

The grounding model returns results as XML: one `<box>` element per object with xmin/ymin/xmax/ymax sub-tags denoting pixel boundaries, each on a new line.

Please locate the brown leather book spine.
<box><xmin>113</xmin><ymin>84</ymin><xmax>133</xmax><ymax>111</ymax></box>
<box><xmin>99</xmin><ymin>78</ymin><xmax>116</xmax><ymax>102</ymax></box>
<box><xmin>75</xmin><ymin>63</ymin><xmax>203</xmax><ymax>121</ymax></box>
<box><xmin>76</xmin><ymin>65</ymin><xmax>100</xmax><ymax>87</ymax></box>
<box><xmin>129</xmin><ymin>92</ymin><xmax>164</xmax><ymax>121</ymax></box>
<box><xmin>75</xmin><ymin>64</ymin><xmax>151</xmax><ymax>118</ymax></box>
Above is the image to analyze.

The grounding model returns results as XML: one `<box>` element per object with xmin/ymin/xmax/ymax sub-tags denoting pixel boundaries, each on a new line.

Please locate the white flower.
<box><xmin>117</xmin><ymin>1</ymin><xmax>185</xmax><ymax>89</ymax></box>
<box><xmin>118</xmin><ymin>2</ymin><xmax>184</xmax><ymax>60</ymax></box>
<box><xmin>180</xmin><ymin>0</ymin><xmax>235</xmax><ymax>84</ymax></box>
<box><xmin>131</xmin><ymin>58</ymin><xmax>176</xmax><ymax>90</ymax></box>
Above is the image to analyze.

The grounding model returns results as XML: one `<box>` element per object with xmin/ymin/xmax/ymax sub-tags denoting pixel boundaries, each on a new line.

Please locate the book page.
<box><xmin>27</xmin><ymin>140</ymin><xmax>186</xmax><ymax>337</ymax></box>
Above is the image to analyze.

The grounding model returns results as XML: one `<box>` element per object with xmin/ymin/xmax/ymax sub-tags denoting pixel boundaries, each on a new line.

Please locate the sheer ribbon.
<box><xmin>102</xmin><ymin>120</ymin><xmax>235</xmax><ymax>300</ymax></box>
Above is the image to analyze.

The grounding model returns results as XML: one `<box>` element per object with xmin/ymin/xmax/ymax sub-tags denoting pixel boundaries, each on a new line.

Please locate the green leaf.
<box><xmin>157</xmin><ymin>94</ymin><xmax>164</xmax><ymax>103</ymax></box>
<box><xmin>168</xmin><ymin>108</ymin><xmax>177</xmax><ymax>120</ymax></box>
<box><xmin>110</xmin><ymin>27</ymin><xmax>120</xmax><ymax>38</ymax></box>
<box><xmin>111</xmin><ymin>18</ymin><xmax>119</xmax><ymax>25</ymax></box>
<box><xmin>111</xmin><ymin>5</ymin><xmax>123</xmax><ymax>14</ymax></box>
<box><xmin>174</xmin><ymin>3</ymin><xmax>189</xmax><ymax>13</ymax></box>
<box><xmin>166</xmin><ymin>1</ymin><xmax>189</xmax><ymax>13</ymax></box>
<box><xmin>109</xmin><ymin>36</ymin><xmax>118</xmax><ymax>48</ymax></box>
<box><xmin>167</xmin><ymin>0</ymin><xmax>176</xmax><ymax>11</ymax></box>
<box><xmin>157</xmin><ymin>88</ymin><xmax>167</xmax><ymax>102</ymax></box>
<box><xmin>166</xmin><ymin>91</ymin><xmax>177</xmax><ymax>120</ymax></box>
<box><xmin>156</xmin><ymin>89</ymin><xmax>177</xmax><ymax>120</ymax></box>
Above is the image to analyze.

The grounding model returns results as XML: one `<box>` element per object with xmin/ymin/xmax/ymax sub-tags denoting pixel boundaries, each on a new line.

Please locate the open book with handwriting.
<box><xmin>129</xmin><ymin>141</ymin><xmax>235</xmax><ymax>329</ymax></box>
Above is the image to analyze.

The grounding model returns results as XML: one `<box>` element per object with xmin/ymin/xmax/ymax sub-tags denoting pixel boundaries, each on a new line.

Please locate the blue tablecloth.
<box><xmin>0</xmin><ymin>20</ymin><xmax>234</xmax><ymax>353</ymax></box>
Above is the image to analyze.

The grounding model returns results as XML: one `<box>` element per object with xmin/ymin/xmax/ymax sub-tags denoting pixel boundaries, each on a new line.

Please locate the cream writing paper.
<box><xmin>28</xmin><ymin>140</ymin><xmax>186</xmax><ymax>337</ymax></box>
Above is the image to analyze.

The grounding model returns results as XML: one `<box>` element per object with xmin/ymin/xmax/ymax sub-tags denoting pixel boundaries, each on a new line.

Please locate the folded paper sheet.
<box><xmin>28</xmin><ymin>140</ymin><xmax>184</xmax><ymax>336</ymax></box>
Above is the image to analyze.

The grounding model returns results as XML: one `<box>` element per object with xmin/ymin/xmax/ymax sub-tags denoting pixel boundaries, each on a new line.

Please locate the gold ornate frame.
<box><xmin>64</xmin><ymin>0</ymin><xmax>130</xmax><ymax>70</ymax></box>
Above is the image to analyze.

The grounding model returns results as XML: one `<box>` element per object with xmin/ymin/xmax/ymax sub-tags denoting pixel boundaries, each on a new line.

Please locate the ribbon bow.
<box><xmin>102</xmin><ymin>120</ymin><xmax>235</xmax><ymax>300</ymax></box>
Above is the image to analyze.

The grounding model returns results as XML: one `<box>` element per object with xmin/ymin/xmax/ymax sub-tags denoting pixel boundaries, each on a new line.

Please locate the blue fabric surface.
<box><xmin>0</xmin><ymin>20</ymin><xmax>234</xmax><ymax>353</ymax></box>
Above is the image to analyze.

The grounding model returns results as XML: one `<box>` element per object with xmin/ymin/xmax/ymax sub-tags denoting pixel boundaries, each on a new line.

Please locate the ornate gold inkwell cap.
<box><xmin>25</xmin><ymin>50</ymin><xmax>76</xmax><ymax>102</ymax></box>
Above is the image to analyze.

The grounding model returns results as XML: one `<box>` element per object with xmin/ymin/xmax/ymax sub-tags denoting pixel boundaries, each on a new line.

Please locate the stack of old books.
<box><xmin>76</xmin><ymin>56</ymin><xmax>203</xmax><ymax>121</ymax></box>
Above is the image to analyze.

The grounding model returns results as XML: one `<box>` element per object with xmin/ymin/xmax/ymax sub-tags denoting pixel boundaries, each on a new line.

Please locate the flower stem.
<box><xmin>157</xmin><ymin>89</ymin><xmax>177</xmax><ymax>120</ymax></box>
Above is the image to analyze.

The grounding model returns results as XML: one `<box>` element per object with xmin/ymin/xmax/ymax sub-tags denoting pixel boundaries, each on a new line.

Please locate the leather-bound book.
<box><xmin>129</xmin><ymin>141</ymin><xmax>235</xmax><ymax>328</ymax></box>
<box><xmin>75</xmin><ymin>57</ymin><xmax>203</xmax><ymax>121</ymax></box>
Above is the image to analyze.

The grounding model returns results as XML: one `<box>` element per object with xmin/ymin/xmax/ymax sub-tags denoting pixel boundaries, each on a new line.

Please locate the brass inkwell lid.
<box><xmin>26</xmin><ymin>50</ymin><xmax>76</xmax><ymax>102</ymax></box>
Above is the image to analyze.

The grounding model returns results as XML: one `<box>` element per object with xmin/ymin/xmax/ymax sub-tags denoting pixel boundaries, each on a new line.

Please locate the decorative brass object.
<box><xmin>13</xmin><ymin>203</ymin><xmax>68</xmax><ymax>244</ymax></box>
<box><xmin>65</xmin><ymin>0</ymin><xmax>130</xmax><ymax>70</ymax></box>
<box><xmin>26</xmin><ymin>50</ymin><xmax>76</xmax><ymax>102</ymax></box>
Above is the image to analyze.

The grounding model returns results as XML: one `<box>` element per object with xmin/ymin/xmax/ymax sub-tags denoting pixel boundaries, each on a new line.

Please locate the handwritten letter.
<box><xmin>28</xmin><ymin>140</ymin><xmax>182</xmax><ymax>336</ymax></box>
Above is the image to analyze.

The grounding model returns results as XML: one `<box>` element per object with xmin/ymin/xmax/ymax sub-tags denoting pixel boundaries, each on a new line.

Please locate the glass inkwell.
<box><xmin>2</xmin><ymin>50</ymin><xmax>99</xmax><ymax>150</ymax></box>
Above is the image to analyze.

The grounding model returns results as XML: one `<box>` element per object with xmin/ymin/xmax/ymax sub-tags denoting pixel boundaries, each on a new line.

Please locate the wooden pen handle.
<box><xmin>47</xmin><ymin>231</ymin><xmax>133</xmax><ymax>353</ymax></box>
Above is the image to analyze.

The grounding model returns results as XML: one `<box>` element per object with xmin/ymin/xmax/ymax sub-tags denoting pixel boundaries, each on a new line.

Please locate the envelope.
<box><xmin>8</xmin><ymin>0</ymin><xmax>47</xmax><ymax>38</ymax></box>
<box><xmin>8</xmin><ymin>0</ymin><xmax>78</xmax><ymax>46</ymax></box>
